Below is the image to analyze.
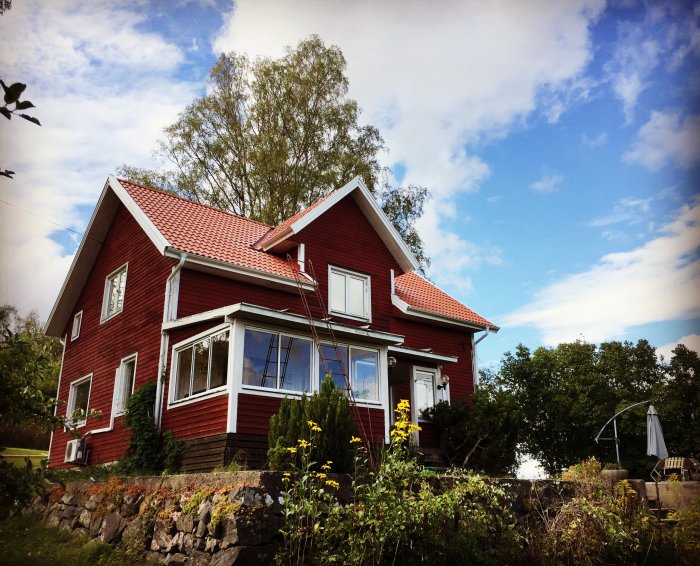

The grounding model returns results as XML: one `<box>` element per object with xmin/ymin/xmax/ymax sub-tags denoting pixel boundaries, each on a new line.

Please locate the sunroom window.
<box><xmin>242</xmin><ymin>328</ymin><xmax>312</xmax><ymax>393</ymax></box>
<box><xmin>318</xmin><ymin>344</ymin><xmax>378</xmax><ymax>401</ymax></box>
<box><xmin>173</xmin><ymin>329</ymin><xmax>229</xmax><ymax>401</ymax></box>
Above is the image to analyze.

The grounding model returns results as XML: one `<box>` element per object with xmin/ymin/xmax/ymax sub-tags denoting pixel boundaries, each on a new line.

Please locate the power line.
<box><xmin>0</xmin><ymin>197</ymin><xmax>85</xmax><ymax>237</ymax></box>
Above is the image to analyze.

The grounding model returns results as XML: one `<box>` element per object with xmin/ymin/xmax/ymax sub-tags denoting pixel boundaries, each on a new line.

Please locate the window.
<box><xmin>114</xmin><ymin>353</ymin><xmax>137</xmax><ymax>415</ymax></box>
<box><xmin>319</xmin><ymin>344</ymin><xmax>379</xmax><ymax>401</ymax></box>
<box><xmin>71</xmin><ymin>311</ymin><xmax>83</xmax><ymax>341</ymax></box>
<box><xmin>101</xmin><ymin>264</ymin><xmax>128</xmax><ymax>321</ymax></box>
<box><xmin>67</xmin><ymin>374</ymin><xmax>92</xmax><ymax>427</ymax></box>
<box><xmin>243</xmin><ymin>328</ymin><xmax>312</xmax><ymax>393</ymax></box>
<box><xmin>173</xmin><ymin>329</ymin><xmax>229</xmax><ymax>401</ymax></box>
<box><xmin>328</xmin><ymin>266</ymin><xmax>370</xmax><ymax>320</ymax></box>
<box><xmin>414</xmin><ymin>370</ymin><xmax>436</xmax><ymax>414</ymax></box>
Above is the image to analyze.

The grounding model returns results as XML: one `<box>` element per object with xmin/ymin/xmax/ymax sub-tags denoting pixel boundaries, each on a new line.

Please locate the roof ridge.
<box><xmin>116</xmin><ymin>178</ymin><xmax>274</xmax><ymax>229</ymax></box>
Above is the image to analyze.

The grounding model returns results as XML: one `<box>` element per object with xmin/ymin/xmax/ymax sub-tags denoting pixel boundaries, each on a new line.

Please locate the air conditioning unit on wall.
<box><xmin>64</xmin><ymin>438</ymin><xmax>87</xmax><ymax>464</ymax></box>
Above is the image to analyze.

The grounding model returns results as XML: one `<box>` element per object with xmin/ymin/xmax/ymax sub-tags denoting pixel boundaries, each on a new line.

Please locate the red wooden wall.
<box><xmin>49</xmin><ymin>204</ymin><xmax>172</xmax><ymax>468</ymax></box>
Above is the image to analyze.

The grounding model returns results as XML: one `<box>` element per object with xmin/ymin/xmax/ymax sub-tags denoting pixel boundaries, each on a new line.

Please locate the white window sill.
<box><xmin>168</xmin><ymin>386</ymin><xmax>228</xmax><ymax>409</ymax></box>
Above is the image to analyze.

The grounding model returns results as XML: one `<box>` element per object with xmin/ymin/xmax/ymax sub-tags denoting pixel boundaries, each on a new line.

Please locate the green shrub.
<box><xmin>0</xmin><ymin>452</ymin><xmax>50</xmax><ymax>518</ymax></box>
<box><xmin>118</xmin><ymin>382</ymin><xmax>184</xmax><ymax>474</ymax></box>
<box><xmin>268</xmin><ymin>375</ymin><xmax>356</xmax><ymax>473</ymax></box>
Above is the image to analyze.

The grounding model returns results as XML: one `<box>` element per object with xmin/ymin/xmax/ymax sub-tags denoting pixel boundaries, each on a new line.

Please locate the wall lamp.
<box><xmin>436</xmin><ymin>375</ymin><xmax>450</xmax><ymax>390</ymax></box>
<box><xmin>387</xmin><ymin>356</ymin><xmax>397</xmax><ymax>368</ymax></box>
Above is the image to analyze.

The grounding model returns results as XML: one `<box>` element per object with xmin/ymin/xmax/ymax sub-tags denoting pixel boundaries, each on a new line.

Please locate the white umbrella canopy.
<box><xmin>647</xmin><ymin>405</ymin><xmax>668</xmax><ymax>460</ymax></box>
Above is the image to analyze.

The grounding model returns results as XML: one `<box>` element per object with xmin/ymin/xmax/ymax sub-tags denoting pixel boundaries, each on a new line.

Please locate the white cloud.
<box><xmin>657</xmin><ymin>334</ymin><xmax>700</xmax><ymax>361</ymax></box>
<box><xmin>581</xmin><ymin>132</ymin><xmax>608</xmax><ymax>148</ymax></box>
<box><xmin>587</xmin><ymin>197</ymin><xmax>651</xmax><ymax>228</ymax></box>
<box><xmin>0</xmin><ymin>0</ymin><xmax>199</xmax><ymax>318</ymax></box>
<box><xmin>624</xmin><ymin>111</ymin><xmax>700</xmax><ymax>171</ymax></box>
<box><xmin>213</xmin><ymin>0</ymin><xmax>604</xmax><ymax>290</ymax></box>
<box><xmin>502</xmin><ymin>199</ymin><xmax>700</xmax><ymax>345</ymax></box>
<box><xmin>530</xmin><ymin>174</ymin><xmax>564</xmax><ymax>193</ymax></box>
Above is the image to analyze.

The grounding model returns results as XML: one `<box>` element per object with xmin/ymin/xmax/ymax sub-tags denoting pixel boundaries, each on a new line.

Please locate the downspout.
<box><xmin>155</xmin><ymin>251</ymin><xmax>187</xmax><ymax>427</ymax></box>
<box><xmin>472</xmin><ymin>326</ymin><xmax>490</xmax><ymax>389</ymax></box>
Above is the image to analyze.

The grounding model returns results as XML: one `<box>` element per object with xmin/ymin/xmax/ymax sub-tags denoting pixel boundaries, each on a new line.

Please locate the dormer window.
<box><xmin>101</xmin><ymin>263</ymin><xmax>128</xmax><ymax>322</ymax></box>
<box><xmin>328</xmin><ymin>266</ymin><xmax>371</xmax><ymax>321</ymax></box>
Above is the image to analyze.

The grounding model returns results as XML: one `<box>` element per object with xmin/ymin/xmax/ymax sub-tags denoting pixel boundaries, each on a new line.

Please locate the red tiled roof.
<box><xmin>394</xmin><ymin>272</ymin><xmax>497</xmax><ymax>329</ymax></box>
<box><xmin>255</xmin><ymin>188</ymin><xmax>339</xmax><ymax>249</ymax></box>
<box><xmin>118</xmin><ymin>179</ymin><xmax>296</xmax><ymax>280</ymax></box>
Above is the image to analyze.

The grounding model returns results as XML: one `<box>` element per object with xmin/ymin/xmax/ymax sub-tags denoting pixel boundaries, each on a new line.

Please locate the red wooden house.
<box><xmin>45</xmin><ymin>176</ymin><xmax>498</xmax><ymax>470</ymax></box>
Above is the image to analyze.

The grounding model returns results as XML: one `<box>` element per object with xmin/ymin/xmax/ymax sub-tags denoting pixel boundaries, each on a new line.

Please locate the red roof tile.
<box><xmin>118</xmin><ymin>179</ymin><xmax>296</xmax><ymax>280</ymax></box>
<box><xmin>394</xmin><ymin>272</ymin><xmax>497</xmax><ymax>329</ymax></box>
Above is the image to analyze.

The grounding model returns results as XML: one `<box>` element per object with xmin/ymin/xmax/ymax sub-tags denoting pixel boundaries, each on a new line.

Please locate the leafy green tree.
<box><xmin>119</xmin><ymin>35</ymin><xmax>430</xmax><ymax>269</ymax></box>
<box><xmin>0</xmin><ymin>306</ymin><xmax>61</xmax><ymax>448</ymax></box>
<box><xmin>424</xmin><ymin>383</ymin><xmax>522</xmax><ymax>475</ymax></box>
<box><xmin>655</xmin><ymin>344</ymin><xmax>700</xmax><ymax>459</ymax></box>
<box><xmin>497</xmin><ymin>340</ymin><xmax>662</xmax><ymax>476</ymax></box>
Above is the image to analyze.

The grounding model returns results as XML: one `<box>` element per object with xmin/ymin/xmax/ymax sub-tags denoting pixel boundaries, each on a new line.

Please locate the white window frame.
<box><xmin>240</xmin><ymin>326</ymin><xmax>314</xmax><ymax>395</ymax></box>
<box><xmin>67</xmin><ymin>373</ymin><xmax>92</xmax><ymax>428</ymax></box>
<box><xmin>320</xmin><ymin>342</ymin><xmax>382</xmax><ymax>404</ymax></box>
<box><xmin>328</xmin><ymin>265</ymin><xmax>371</xmax><ymax>321</ymax></box>
<box><xmin>169</xmin><ymin>323</ymin><xmax>230</xmax><ymax>407</ymax></box>
<box><xmin>71</xmin><ymin>310</ymin><xmax>83</xmax><ymax>341</ymax></box>
<box><xmin>101</xmin><ymin>263</ymin><xmax>128</xmax><ymax>322</ymax></box>
<box><xmin>114</xmin><ymin>353</ymin><xmax>137</xmax><ymax>416</ymax></box>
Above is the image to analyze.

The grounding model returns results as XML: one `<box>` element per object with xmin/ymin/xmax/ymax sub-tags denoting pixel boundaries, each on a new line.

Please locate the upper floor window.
<box><xmin>101</xmin><ymin>263</ymin><xmax>128</xmax><ymax>322</ymax></box>
<box><xmin>173</xmin><ymin>329</ymin><xmax>229</xmax><ymax>402</ymax></box>
<box><xmin>71</xmin><ymin>311</ymin><xmax>83</xmax><ymax>341</ymax></box>
<box><xmin>328</xmin><ymin>266</ymin><xmax>370</xmax><ymax>321</ymax></box>
<box><xmin>242</xmin><ymin>328</ymin><xmax>312</xmax><ymax>393</ymax></box>
<box><xmin>319</xmin><ymin>344</ymin><xmax>379</xmax><ymax>402</ymax></box>
<box><xmin>114</xmin><ymin>353</ymin><xmax>137</xmax><ymax>415</ymax></box>
<box><xmin>67</xmin><ymin>374</ymin><xmax>92</xmax><ymax>427</ymax></box>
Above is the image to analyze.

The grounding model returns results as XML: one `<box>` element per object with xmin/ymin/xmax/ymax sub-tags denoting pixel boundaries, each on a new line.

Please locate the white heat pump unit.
<box><xmin>64</xmin><ymin>438</ymin><xmax>86</xmax><ymax>464</ymax></box>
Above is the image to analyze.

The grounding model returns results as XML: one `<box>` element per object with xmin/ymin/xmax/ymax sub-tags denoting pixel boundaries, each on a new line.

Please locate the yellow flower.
<box><xmin>287</xmin><ymin>447</ymin><xmax>297</xmax><ymax>454</ymax></box>
<box><xmin>316</xmin><ymin>472</ymin><xmax>327</xmax><ymax>479</ymax></box>
<box><xmin>283</xmin><ymin>472</ymin><xmax>291</xmax><ymax>477</ymax></box>
<box><xmin>321</xmin><ymin>461</ymin><xmax>332</xmax><ymax>471</ymax></box>
<box><xmin>297</xmin><ymin>439</ymin><xmax>310</xmax><ymax>449</ymax></box>
<box><xmin>350</xmin><ymin>436</ymin><xmax>362</xmax><ymax>444</ymax></box>
<box><xmin>325</xmin><ymin>479</ymin><xmax>340</xmax><ymax>489</ymax></box>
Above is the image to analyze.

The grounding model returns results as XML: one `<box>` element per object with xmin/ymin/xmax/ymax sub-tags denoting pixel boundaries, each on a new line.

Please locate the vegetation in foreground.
<box><xmin>0</xmin><ymin>515</ymin><xmax>138</xmax><ymax>566</ymax></box>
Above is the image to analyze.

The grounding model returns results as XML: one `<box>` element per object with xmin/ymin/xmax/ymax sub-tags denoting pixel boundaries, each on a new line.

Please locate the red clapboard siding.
<box><xmin>351</xmin><ymin>407</ymin><xmax>385</xmax><ymax>442</ymax></box>
<box><xmin>49</xmin><ymin>204</ymin><xmax>172</xmax><ymax>468</ymax></box>
<box><xmin>298</xmin><ymin>194</ymin><xmax>402</xmax><ymax>334</ymax></box>
<box><xmin>237</xmin><ymin>393</ymin><xmax>281</xmax><ymax>436</ymax></box>
<box><xmin>390</xmin><ymin>316</ymin><xmax>475</xmax><ymax>402</ymax></box>
<box><xmin>161</xmin><ymin>394</ymin><xmax>228</xmax><ymax>440</ymax></box>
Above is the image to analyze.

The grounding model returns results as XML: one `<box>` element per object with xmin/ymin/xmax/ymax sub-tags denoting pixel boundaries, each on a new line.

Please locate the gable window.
<box><xmin>173</xmin><ymin>329</ymin><xmax>229</xmax><ymax>402</ymax></box>
<box><xmin>319</xmin><ymin>344</ymin><xmax>379</xmax><ymax>401</ymax></box>
<box><xmin>328</xmin><ymin>266</ymin><xmax>370</xmax><ymax>320</ymax></box>
<box><xmin>114</xmin><ymin>353</ymin><xmax>137</xmax><ymax>415</ymax></box>
<box><xmin>101</xmin><ymin>264</ymin><xmax>128</xmax><ymax>322</ymax></box>
<box><xmin>71</xmin><ymin>311</ymin><xmax>83</xmax><ymax>341</ymax></box>
<box><xmin>67</xmin><ymin>374</ymin><xmax>92</xmax><ymax>427</ymax></box>
<box><xmin>242</xmin><ymin>328</ymin><xmax>312</xmax><ymax>393</ymax></box>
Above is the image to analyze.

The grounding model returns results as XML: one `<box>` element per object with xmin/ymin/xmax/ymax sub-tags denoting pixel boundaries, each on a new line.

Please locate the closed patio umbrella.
<box><xmin>647</xmin><ymin>405</ymin><xmax>668</xmax><ymax>460</ymax></box>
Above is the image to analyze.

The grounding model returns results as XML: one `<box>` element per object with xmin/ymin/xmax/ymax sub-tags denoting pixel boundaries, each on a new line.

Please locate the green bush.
<box><xmin>268</xmin><ymin>376</ymin><xmax>357</xmax><ymax>473</ymax></box>
<box><xmin>0</xmin><ymin>452</ymin><xmax>50</xmax><ymax>518</ymax></box>
<box><xmin>118</xmin><ymin>382</ymin><xmax>184</xmax><ymax>474</ymax></box>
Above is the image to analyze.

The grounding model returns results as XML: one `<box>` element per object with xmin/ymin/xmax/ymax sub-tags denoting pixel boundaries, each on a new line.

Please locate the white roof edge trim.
<box><xmin>108</xmin><ymin>176</ymin><xmax>171</xmax><ymax>253</ymax></box>
<box><xmin>163</xmin><ymin>302</ymin><xmax>405</xmax><ymax>345</ymax></box>
<box><xmin>391</xmin><ymin>294</ymin><xmax>499</xmax><ymax>332</ymax></box>
<box><xmin>164</xmin><ymin>249</ymin><xmax>315</xmax><ymax>290</ymax></box>
<box><xmin>46</xmin><ymin>177</ymin><xmax>113</xmax><ymax>334</ymax></box>
<box><xmin>388</xmin><ymin>345</ymin><xmax>459</xmax><ymax>364</ymax></box>
<box><xmin>268</xmin><ymin>176</ymin><xmax>419</xmax><ymax>272</ymax></box>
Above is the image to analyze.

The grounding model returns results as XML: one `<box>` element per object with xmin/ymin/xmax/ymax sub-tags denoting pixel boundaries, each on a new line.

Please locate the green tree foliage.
<box><xmin>0</xmin><ymin>79</ymin><xmax>41</xmax><ymax>179</ymax></box>
<box><xmin>0</xmin><ymin>306</ymin><xmax>62</xmax><ymax>447</ymax></box>
<box><xmin>118</xmin><ymin>35</ymin><xmax>430</xmax><ymax>270</ymax></box>
<box><xmin>656</xmin><ymin>344</ymin><xmax>700</xmax><ymax>459</ymax></box>
<box><xmin>268</xmin><ymin>376</ymin><xmax>357</xmax><ymax>473</ymax></box>
<box><xmin>424</xmin><ymin>383</ymin><xmax>522</xmax><ymax>475</ymax></box>
<box><xmin>496</xmin><ymin>339</ymin><xmax>691</xmax><ymax>477</ymax></box>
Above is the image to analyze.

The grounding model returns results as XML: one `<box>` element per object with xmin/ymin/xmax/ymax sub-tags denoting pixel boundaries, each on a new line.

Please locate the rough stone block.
<box><xmin>60</xmin><ymin>493</ymin><xmax>79</xmax><ymax>506</ymax></box>
<box><xmin>211</xmin><ymin>544</ymin><xmax>275</xmax><ymax>566</ymax></box>
<box><xmin>176</xmin><ymin>512</ymin><xmax>194</xmax><ymax>533</ymax></box>
<box><xmin>100</xmin><ymin>511</ymin><xmax>126</xmax><ymax>543</ymax></box>
<box><xmin>89</xmin><ymin>514</ymin><xmax>103</xmax><ymax>537</ymax></box>
<box><xmin>164</xmin><ymin>552</ymin><xmax>188</xmax><ymax>565</ymax></box>
<box><xmin>78</xmin><ymin>508</ymin><xmax>92</xmax><ymax>529</ymax></box>
<box><xmin>205</xmin><ymin>536</ymin><xmax>220</xmax><ymax>553</ymax></box>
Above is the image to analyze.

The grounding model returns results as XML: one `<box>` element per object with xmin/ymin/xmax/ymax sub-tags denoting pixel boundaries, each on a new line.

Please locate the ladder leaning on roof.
<box><xmin>286</xmin><ymin>254</ymin><xmax>376</xmax><ymax>469</ymax></box>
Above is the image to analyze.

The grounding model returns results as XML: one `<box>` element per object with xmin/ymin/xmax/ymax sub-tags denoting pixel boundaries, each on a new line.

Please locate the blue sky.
<box><xmin>0</xmin><ymin>0</ymin><xmax>698</xmax><ymax>369</ymax></box>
